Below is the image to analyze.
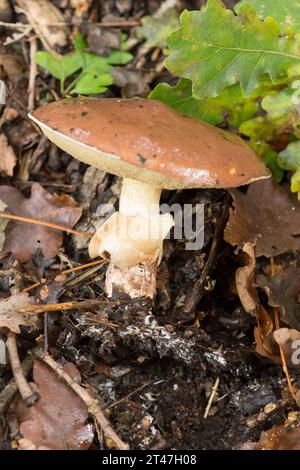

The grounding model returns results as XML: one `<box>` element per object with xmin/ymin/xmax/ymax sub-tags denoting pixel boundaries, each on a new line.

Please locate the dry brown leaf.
<box><xmin>0</xmin><ymin>182</ymin><xmax>82</xmax><ymax>261</ymax></box>
<box><xmin>235</xmin><ymin>242</ymin><xmax>258</xmax><ymax>315</ymax></box>
<box><xmin>224</xmin><ymin>179</ymin><xmax>300</xmax><ymax>257</ymax></box>
<box><xmin>0</xmin><ymin>292</ymin><xmax>34</xmax><ymax>333</ymax></box>
<box><xmin>234</xmin><ymin>243</ymin><xmax>276</xmax><ymax>358</ymax></box>
<box><xmin>256</xmin><ymin>267</ymin><xmax>300</xmax><ymax>330</ymax></box>
<box><xmin>0</xmin><ymin>133</ymin><xmax>17</xmax><ymax>177</ymax></box>
<box><xmin>241</xmin><ymin>421</ymin><xmax>300</xmax><ymax>450</ymax></box>
<box><xmin>0</xmin><ymin>46</ymin><xmax>27</xmax><ymax>83</ymax></box>
<box><xmin>16</xmin><ymin>0</ymin><xmax>68</xmax><ymax>49</ymax></box>
<box><xmin>19</xmin><ymin>359</ymin><xmax>94</xmax><ymax>450</ymax></box>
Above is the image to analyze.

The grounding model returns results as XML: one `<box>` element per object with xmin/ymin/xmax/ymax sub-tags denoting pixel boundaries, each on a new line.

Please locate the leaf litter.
<box><xmin>18</xmin><ymin>359</ymin><xmax>94</xmax><ymax>450</ymax></box>
<box><xmin>0</xmin><ymin>182</ymin><xmax>82</xmax><ymax>261</ymax></box>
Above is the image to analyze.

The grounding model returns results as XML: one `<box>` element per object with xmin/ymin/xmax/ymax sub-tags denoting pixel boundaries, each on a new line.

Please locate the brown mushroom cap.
<box><xmin>29</xmin><ymin>97</ymin><xmax>270</xmax><ymax>190</ymax></box>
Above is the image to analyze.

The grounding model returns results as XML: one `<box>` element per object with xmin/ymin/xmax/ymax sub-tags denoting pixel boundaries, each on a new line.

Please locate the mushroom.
<box><xmin>29</xmin><ymin>97</ymin><xmax>270</xmax><ymax>299</ymax></box>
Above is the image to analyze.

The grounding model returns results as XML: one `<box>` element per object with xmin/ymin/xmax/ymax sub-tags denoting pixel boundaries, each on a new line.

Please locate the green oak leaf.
<box><xmin>165</xmin><ymin>0</ymin><xmax>300</xmax><ymax>99</ymax></box>
<box><xmin>235</xmin><ymin>0</ymin><xmax>300</xmax><ymax>33</ymax></box>
<box><xmin>262</xmin><ymin>87</ymin><xmax>295</xmax><ymax>118</ymax></box>
<box><xmin>291</xmin><ymin>169</ymin><xmax>300</xmax><ymax>195</ymax></box>
<box><xmin>137</xmin><ymin>7</ymin><xmax>180</xmax><ymax>49</ymax></box>
<box><xmin>150</xmin><ymin>78</ymin><xmax>257</xmax><ymax>126</ymax></box>
<box><xmin>278</xmin><ymin>140</ymin><xmax>300</xmax><ymax>170</ymax></box>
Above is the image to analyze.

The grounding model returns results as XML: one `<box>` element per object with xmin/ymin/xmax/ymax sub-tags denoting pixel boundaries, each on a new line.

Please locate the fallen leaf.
<box><xmin>254</xmin><ymin>304</ymin><xmax>276</xmax><ymax>360</ymax></box>
<box><xmin>19</xmin><ymin>359</ymin><xmax>94</xmax><ymax>450</ymax></box>
<box><xmin>0</xmin><ymin>292</ymin><xmax>34</xmax><ymax>333</ymax></box>
<box><xmin>0</xmin><ymin>183</ymin><xmax>82</xmax><ymax>261</ymax></box>
<box><xmin>224</xmin><ymin>179</ymin><xmax>300</xmax><ymax>257</ymax></box>
<box><xmin>0</xmin><ymin>46</ymin><xmax>27</xmax><ymax>83</ymax></box>
<box><xmin>256</xmin><ymin>267</ymin><xmax>300</xmax><ymax>330</ymax></box>
<box><xmin>110</xmin><ymin>68</ymin><xmax>156</xmax><ymax>98</ymax></box>
<box><xmin>241</xmin><ymin>422</ymin><xmax>300</xmax><ymax>450</ymax></box>
<box><xmin>16</xmin><ymin>0</ymin><xmax>67</xmax><ymax>48</ymax></box>
<box><xmin>234</xmin><ymin>242</ymin><xmax>276</xmax><ymax>358</ymax></box>
<box><xmin>0</xmin><ymin>133</ymin><xmax>17</xmax><ymax>177</ymax></box>
<box><xmin>235</xmin><ymin>242</ymin><xmax>258</xmax><ymax>315</ymax></box>
<box><xmin>86</xmin><ymin>24</ymin><xmax>121</xmax><ymax>56</ymax></box>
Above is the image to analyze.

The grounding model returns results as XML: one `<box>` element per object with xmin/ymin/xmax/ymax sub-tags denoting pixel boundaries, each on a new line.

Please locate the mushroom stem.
<box><xmin>119</xmin><ymin>178</ymin><xmax>162</xmax><ymax>218</ymax></box>
<box><xmin>89</xmin><ymin>178</ymin><xmax>174</xmax><ymax>299</ymax></box>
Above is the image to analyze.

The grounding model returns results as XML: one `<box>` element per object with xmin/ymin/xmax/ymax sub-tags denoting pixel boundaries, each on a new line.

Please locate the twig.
<box><xmin>0</xmin><ymin>20</ymin><xmax>140</xmax><ymax>29</ymax></box>
<box><xmin>270</xmin><ymin>257</ymin><xmax>297</xmax><ymax>402</ymax></box>
<box><xmin>105</xmin><ymin>381</ymin><xmax>153</xmax><ymax>410</ymax></box>
<box><xmin>204</xmin><ymin>377</ymin><xmax>220</xmax><ymax>419</ymax></box>
<box><xmin>27</xmin><ymin>36</ymin><xmax>37</xmax><ymax>112</ymax></box>
<box><xmin>23</xmin><ymin>259</ymin><xmax>106</xmax><ymax>293</ymax></box>
<box><xmin>0</xmin><ymin>212</ymin><xmax>91</xmax><ymax>238</ymax></box>
<box><xmin>6</xmin><ymin>333</ymin><xmax>39</xmax><ymax>407</ymax></box>
<box><xmin>184</xmin><ymin>197</ymin><xmax>229</xmax><ymax>313</ymax></box>
<box><xmin>0</xmin><ymin>355</ymin><xmax>33</xmax><ymax>414</ymax></box>
<box><xmin>36</xmin><ymin>352</ymin><xmax>129</xmax><ymax>450</ymax></box>
<box><xmin>18</xmin><ymin>299</ymin><xmax>106</xmax><ymax>314</ymax></box>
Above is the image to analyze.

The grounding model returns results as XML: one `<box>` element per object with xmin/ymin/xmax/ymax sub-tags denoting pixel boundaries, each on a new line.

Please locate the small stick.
<box><xmin>18</xmin><ymin>299</ymin><xmax>105</xmax><ymax>314</ymax></box>
<box><xmin>36</xmin><ymin>352</ymin><xmax>129</xmax><ymax>450</ymax></box>
<box><xmin>0</xmin><ymin>212</ymin><xmax>91</xmax><ymax>238</ymax></box>
<box><xmin>27</xmin><ymin>36</ymin><xmax>37</xmax><ymax>112</ymax></box>
<box><xmin>0</xmin><ymin>20</ymin><xmax>140</xmax><ymax>29</ymax></box>
<box><xmin>204</xmin><ymin>377</ymin><xmax>220</xmax><ymax>419</ymax></box>
<box><xmin>23</xmin><ymin>259</ymin><xmax>106</xmax><ymax>293</ymax></box>
<box><xmin>0</xmin><ymin>355</ymin><xmax>33</xmax><ymax>414</ymax></box>
<box><xmin>6</xmin><ymin>333</ymin><xmax>39</xmax><ymax>407</ymax></box>
<box><xmin>270</xmin><ymin>257</ymin><xmax>297</xmax><ymax>402</ymax></box>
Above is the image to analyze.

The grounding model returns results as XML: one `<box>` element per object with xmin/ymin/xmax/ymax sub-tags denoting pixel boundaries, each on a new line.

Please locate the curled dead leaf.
<box><xmin>235</xmin><ymin>242</ymin><xmax>258</xmax><ymax>315</ymax></box>
<box><xmin>0</xmin><ymin>183</ymin><xmax>82</xmax><ymax>261</ymax></box>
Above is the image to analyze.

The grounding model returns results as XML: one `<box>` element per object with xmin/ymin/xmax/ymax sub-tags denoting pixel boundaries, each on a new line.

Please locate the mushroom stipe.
<box><xmin>29</xmin><ymin>97</ymin><xmax>270</xmax><ymax>300</ymax></box>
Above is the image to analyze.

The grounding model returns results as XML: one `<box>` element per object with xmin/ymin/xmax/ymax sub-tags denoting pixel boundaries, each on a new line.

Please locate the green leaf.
<box><xmin>70</xmin><ymin>72</ymin><xmax>113</xmax><ymax>95</ymax></box>
<box><xmin>291</xmin><ymin>169</ymin><xmax>300</xmax><ymax>194</ymax></box>
<box><xmin>262</xmin><ymin>86</ymin><xmax>295</xmax><ymax>118</ymax></box>
<box><xmin>165</xmin><ymin>0</ymin><xmax>300</xmax><ymax>99</ymax></box>
<box><xmin>74</xmin><ymin>32</ymin><xmax>87</xmax><ymax>52</ymax></box>
<box><xmin>106</xmin><ymin>50</ymin><xmax>133</xmax><ymax>65</ymax></box>
<box><xmin>35</xmin><ymin>51</ymin><xmax>82</xmax><ymax>87</ymax></box>
<box><xmin>137</xmin><ymin>7</ymin><xmax>180</xmax><ymax>49</ymax></box>
<box><xmin>150</xmin><ymin>78</ymin><xmax>257</xmax><ymax>126</ymax></box>
<box><xmin>235</xmin><ymin>0</ymin><xmax>300</xmax><ymax>33</ymax></box>
<box><xmin>81</xmin><ymin>52</ymin><xmax>112</xmax><ymax>72</ymax></box>
<box><xmin>278</xmin><ymin>140</ymin><xmax>300</xmax><ymax>170</ymax></box>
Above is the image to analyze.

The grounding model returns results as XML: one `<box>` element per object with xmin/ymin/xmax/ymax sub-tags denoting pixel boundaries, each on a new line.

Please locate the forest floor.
<box><xmin>0</xmin><ymin>0</ymin><xmax>299</xmax><ymax>451</ymax></box>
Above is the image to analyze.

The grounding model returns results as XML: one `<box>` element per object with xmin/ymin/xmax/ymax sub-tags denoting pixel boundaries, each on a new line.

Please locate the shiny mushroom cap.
<box><xmin>29</xmin><ymin>97</ymin><xmax>270</xmax><ymax>190</ymax></box>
